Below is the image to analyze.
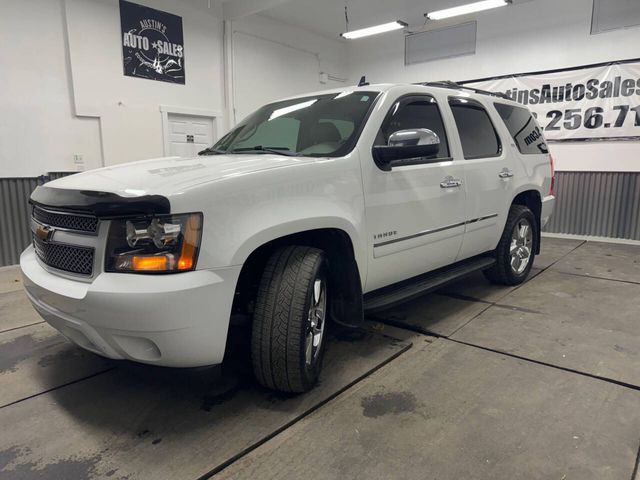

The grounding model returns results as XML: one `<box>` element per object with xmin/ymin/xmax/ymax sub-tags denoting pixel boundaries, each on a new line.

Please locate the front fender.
<box><xmin>173</xmin><ymin>155</ymin><xmax>367</xmax><ymax>284</ymax></box>
<box><xmin>231</xmin><ymin>213</ymin><xmax>366</xmax><ymax>284</ymax></box>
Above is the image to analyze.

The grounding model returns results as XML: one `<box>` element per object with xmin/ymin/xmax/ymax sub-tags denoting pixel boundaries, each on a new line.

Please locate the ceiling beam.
<box><xmin>222</xmin><ymin>0</ymin><xmax>292</xmax><ymax>20</ymax></box>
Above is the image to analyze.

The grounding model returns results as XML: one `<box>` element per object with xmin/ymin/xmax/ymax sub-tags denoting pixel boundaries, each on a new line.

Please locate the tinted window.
<box><xmin>494</xmin><ymin>103</ymin><xmax>549</xmax><ymax>155</ymax></box>
<box><xmin>210</xmin><ymin>92</ymin><xmax>379</xmax><ymax>158</ymax></box>
<box><xmin>321</xmin><ymin>119</ymin><xmax>354</xmax><ymax>139</ymax></box>
<box><xmin>233</xmin><ymin>117</ymin><xmax>300</xmax><ymax>152</ymax></box>
<box><xmin>449</xmin><ymin>98</ymin><xmax>501</xmax><ymax>159</ymax></box>
<box><xmin>375</xmin><ymin>96</ymin><xmax>450</xmax><ymax>159</ymax></box>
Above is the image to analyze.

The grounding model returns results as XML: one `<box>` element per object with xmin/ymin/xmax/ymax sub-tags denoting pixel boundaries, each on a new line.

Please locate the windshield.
<box><xmin>204</xmin><ymin>91</ymin><xmax>380</xmax><ymax>157</ymax></box>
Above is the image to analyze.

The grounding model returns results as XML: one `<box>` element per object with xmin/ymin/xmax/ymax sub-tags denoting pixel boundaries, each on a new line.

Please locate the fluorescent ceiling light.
<box><xmin>341</xmin><ymin>21</ymin><xmax>408</xmax><ymax>39</ymax></box>
<box><xmin>426</xmin><ymin>0</ymin><xmax>509</xmax><ymax>20</ymax></box>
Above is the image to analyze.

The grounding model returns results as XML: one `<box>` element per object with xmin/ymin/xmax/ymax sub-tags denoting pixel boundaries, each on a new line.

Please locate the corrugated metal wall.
<box><xmin>0</xmin><ymin>177</ymin><xmax>40</xmax><ymax>266</ymax></box>
<box><xmin>1</xmin><ymin>173</ymin><xmax>76</xmax><ymax>267</ymax></box>
<box><xmin>544</xmin><ymin>172</ymin><xmax>640</xmax><ymax>240</ymax></box>
<box><xmin>0</xmin><ymin>171</ymin><xmax>638</xmax><ymax>267</ymax></box>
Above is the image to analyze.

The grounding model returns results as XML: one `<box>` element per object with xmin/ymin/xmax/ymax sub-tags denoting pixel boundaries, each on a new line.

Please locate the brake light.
<box><xmin>549</xmin><ymin>154</ymin><xmax>555</xmax><ymax>195</ymax></box>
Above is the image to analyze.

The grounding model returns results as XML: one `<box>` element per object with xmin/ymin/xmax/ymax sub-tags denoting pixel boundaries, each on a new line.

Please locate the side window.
<box><xmin>375</xmin><ymin>96</ymin><xmax>450</xmax><ymax>159</ymax></box>
<box><xmin>449</xmin><ymin>98</ymin><xmax>501</xmax><ymax>159</ymax></box>
<box><xmin>494</xmin><ymin>103</ymin><xmax>549</xmax><ymax>155</ymax></box>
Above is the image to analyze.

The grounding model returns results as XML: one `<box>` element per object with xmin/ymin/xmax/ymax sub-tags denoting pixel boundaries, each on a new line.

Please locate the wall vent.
<box><xmin>405</xmin><ymin>21</ymin><xmax>476</xmax><ymax>66</ymax></box>
<box><xmin>591</xmin><ymin>0</ymin><xmax>640</xmax><ymax>34</ymax></box>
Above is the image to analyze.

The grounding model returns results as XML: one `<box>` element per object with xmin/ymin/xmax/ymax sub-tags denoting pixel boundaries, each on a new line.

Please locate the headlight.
<box><xmin>105</xmin><ymin>213</ymin><xmax>203</xmax><ymax>273</ymax></box>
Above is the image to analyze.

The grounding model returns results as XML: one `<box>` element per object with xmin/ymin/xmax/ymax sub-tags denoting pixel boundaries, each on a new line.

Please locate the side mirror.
<box><xmin>372</xmin><ymin>128</ymin><xmax>440</xmax><ymax>171</ymax></box>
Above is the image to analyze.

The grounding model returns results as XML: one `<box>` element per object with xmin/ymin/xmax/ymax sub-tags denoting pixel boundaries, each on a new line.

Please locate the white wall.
<box><xmin>66</xmin><ymin>0</ymin><xmax>225</xmax><ymax>167</ymax></box>
<box><xmin>229</xmin><ymin>14</ymin><xmax>349</xmax><ymax>123</ymax></box>
<box><xmin>0</xmin><ymin>0</ymin><xmax>103</xmax><ymax>177</ymax></box>
<box><xmin>0</xmin><ymin>0</ymin><xmax>226</xmax><ymax>176</ymax></box>
<box><xmin>0</xmin><ymin>0</ymin><xmax>351</xmax><ymax>177</ymax></box>
<box><xmin>346</xmin><ymin>0</ymin><xmax>640</xmax><ymax>172</ymax></box>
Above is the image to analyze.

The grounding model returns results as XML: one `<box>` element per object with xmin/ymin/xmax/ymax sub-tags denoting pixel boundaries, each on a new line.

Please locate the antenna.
<box><xmin>344</xmin><ymin>2</ymin><xmax>349</xmax><ymax>32</ymax></box>
<box><xmin>358</xmin><ymin>76</ymin><xmax>369</xmax><ymax>87</ymax></box>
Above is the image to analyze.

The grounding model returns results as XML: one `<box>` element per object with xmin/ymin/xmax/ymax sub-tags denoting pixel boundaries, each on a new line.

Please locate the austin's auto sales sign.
<box><xmin>463</xmin><ymin>60</ymin><xmax>640</xmax><ymax>141</ymax></box>
<box><xmin>120</xmin><ymin>0</ymin><xmax>185</xmax><ymax>84</ymax></box>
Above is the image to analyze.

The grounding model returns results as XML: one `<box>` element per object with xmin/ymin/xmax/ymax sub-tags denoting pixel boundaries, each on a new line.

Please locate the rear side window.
<box><xmin>375</xmin><ymin>96</ymin><xmax>450</xmax><ymax>159</ymax></box>
<box><xmin>494</xmin><ymin>103</ymin><xmax>549</xmax><ymax>155</ymax></box>
<box><xmin>449</xmin><ymin>97</ymin><xmax>501</xmax><ymax>159</ymax></box>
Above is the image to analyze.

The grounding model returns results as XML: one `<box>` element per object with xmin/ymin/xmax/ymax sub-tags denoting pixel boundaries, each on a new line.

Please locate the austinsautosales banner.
<box><xmin>462</xmin><ymin>59</ymin><xmax>640</xmax><ymax>141</ymax></box>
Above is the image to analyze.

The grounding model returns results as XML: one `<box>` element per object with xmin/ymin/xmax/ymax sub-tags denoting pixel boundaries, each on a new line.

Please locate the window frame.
<box><xmin>448</xmin><ymin>96</ymin><xmax>503</xmax><ymax>160</ymax></box>
<box><xmin>372</xmin><ymin>93</ymin><xmax>453</xmax><ymax>171</ymax></box>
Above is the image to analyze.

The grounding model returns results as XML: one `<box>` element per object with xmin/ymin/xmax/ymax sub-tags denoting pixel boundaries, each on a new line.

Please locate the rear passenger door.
<box><xmin>448</xmin><ymin>96</ymin><xmax>514</xmax><ymax>260</ymax></box>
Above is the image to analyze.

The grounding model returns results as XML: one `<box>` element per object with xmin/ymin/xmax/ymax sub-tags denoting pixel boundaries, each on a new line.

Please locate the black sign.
<box><xmin>119</xmin><ymin>0</ymin><xmax>185</xmax><ymax>84</ymax></box>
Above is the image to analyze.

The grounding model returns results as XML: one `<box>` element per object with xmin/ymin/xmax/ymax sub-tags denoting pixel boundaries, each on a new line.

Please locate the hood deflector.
<box><xmin>29</xmin><ymin>186</ymin><xmax>170</xmax><ymax>218</ymax></box>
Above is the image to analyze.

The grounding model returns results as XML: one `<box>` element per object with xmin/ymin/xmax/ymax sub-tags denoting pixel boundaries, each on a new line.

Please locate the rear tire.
<box><xmin>251</xmin><ymin>245</ymin><xmax>328</xmax><ymax>393</ymax></box>
<box><xmin>484</xmin><ymin>204</ymin><xmax>537</xmax><ymax>286</ymax></box>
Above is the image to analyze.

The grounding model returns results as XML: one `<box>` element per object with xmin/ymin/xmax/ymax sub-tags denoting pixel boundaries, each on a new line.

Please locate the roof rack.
<box><xmin>416</xmin><ymin>80</ymin><xmax>510</xmax><ymax>100</ymax></box>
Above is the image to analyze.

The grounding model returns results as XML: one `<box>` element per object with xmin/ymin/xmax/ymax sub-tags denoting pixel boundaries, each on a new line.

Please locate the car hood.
<box><xmin>46</xmin><ymin>154</ymin><xmax>316</xmax><ymax>198</ymax></box>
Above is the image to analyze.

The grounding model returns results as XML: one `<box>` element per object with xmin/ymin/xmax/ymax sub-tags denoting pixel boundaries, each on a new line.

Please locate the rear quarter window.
<box><xmin>494</xmin><ymin>103</ymin><xmax>549</xmax><ymax>155</ymax></box>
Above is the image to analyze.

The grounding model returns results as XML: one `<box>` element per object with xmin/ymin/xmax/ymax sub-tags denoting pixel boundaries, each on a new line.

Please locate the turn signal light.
<box><xmin>177</xmin><ymin>214</ymin><xmax>201</xmax><ymax>271</ymax></box>
<box><xmin>132</xmin><ymin>256</ymin><xmax>170</xmax><ymax>271</ymax></box>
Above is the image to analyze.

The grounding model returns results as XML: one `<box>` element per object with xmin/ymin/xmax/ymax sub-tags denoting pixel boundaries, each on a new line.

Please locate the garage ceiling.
<box><xmin>258</xmin><ymin>0</ymin><xmax>530</xmax><ymax>39</ymax></box>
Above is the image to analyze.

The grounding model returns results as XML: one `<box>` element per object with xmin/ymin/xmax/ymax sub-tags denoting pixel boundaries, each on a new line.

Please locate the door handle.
<box><xmin>498</xmin><ymin>168</ymin><xmax>514</xmax><ymax>179</ymax></box>
<box><xmin>440</xmin><ymin>176</ymin><xmax>463</xmax><ymax>188</ymax></box>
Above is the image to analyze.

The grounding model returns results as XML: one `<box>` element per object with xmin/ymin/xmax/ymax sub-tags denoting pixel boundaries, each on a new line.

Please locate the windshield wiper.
<box><xmin>198</xmin><ymin>147</ymin><xmax>228</xmax><ymax>155</ymax></box>
<box><xmin>229</xmin><ymin>146</ymin><xmax>299</xmax><ymax>156</ymax></box>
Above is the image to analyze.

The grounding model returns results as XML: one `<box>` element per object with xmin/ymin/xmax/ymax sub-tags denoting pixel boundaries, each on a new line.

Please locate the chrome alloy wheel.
<box><xmin>305</xmin><ymin>277</ymin><xmax>326</xmax><ymax>366</ymax></box>
<box><xmin>510</xmin><ymin>218</ymin><xmax>533</xmax><ymax>274</ymax></box>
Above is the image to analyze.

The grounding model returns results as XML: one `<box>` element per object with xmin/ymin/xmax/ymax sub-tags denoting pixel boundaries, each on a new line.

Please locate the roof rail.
<box><xmin>416</xmin><ymin>80</ymin><xmax>510</xmax><ymax>100</ymax></box>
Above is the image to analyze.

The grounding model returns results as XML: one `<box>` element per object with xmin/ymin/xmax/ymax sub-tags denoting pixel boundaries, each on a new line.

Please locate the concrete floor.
<box><xmin>1</xmin><ymin>237</ymin><xmax>639</xmax><ymax>479</ymax></box>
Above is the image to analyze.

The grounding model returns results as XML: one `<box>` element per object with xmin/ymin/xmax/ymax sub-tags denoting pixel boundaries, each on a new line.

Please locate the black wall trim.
<box><xmin>30</xmin><ymin>186</ymin><xmax>171</xmax><ymax>218</ymax></box>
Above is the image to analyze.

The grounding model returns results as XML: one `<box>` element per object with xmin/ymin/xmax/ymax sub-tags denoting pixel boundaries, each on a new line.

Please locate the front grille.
<box><xmin>33</xmin><ymin>206</ymin><xmax>98</xmax><ymax>233</ymax></box>
<box><xmin>33</xmin><ymin>236</ymin><xmax>95</xmax><ymax>276</ymax></box>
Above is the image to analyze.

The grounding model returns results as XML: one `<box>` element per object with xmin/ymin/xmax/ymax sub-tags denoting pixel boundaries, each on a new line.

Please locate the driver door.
<box><xmin>361</xmin><ymin>94</ymin><xmax>467</xmax><ymax>292</ymax></box>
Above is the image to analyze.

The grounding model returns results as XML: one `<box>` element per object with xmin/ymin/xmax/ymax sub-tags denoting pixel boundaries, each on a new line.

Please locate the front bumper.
<box><xmin>20</xmin><ymin>246</ymin><xmax>241</xmax><ymax>367</ymax></box>
<box><xmin>541</xmin><ymin>194</ymin><xmax>555</xmax><ymax>228</ymax></box>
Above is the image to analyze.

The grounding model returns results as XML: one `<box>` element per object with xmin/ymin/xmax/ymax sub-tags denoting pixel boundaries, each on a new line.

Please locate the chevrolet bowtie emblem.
<box><xmin>35</xmin><ymin>224</ymin><xmax>54</xmax><ymax>242</ymax></box>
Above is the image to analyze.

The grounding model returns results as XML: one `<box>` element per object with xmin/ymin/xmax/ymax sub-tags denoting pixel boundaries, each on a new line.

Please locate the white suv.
<box><xmin>21</xmin><ymin>82</ymin><xmax>555</xmax><ymax>392</ymax></box>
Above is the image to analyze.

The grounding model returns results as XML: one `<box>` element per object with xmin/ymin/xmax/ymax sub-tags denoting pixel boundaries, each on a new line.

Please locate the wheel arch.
<box><xmin>511</xmin><ymin>189</ymin><xmax>542</xmax><ymax>254</ymax></box>
<box><xmin>232</xmin><ymin>227</ymin><xmax>364</xmax><ymax>329</ymax></box>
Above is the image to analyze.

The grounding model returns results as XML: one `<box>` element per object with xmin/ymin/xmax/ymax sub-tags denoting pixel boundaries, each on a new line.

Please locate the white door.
<box><xmin>362</xmin><ymin>94</ymin><xmax>467</xmax><ymax>293</ymax></box>
<box><xmin>167</xmin><ymin>114</ymin><xmax>215</xmax><ymax>157</ymax></box>
<box><xmin>446</xmin><ymin>97</ymin><xmax>514</xmax><ymax>260</ymax></box>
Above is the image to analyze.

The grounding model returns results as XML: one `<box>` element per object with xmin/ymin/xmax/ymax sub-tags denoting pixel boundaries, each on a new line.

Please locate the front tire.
<box><xmin>251</xmin><ymin>245</ymin><xmax>328</xmax><ymax>393</ymax></box>
<box><xmin>484</xmin><ymin>204</ymin><xmax>537</xmax><ymax>286</ymax></box>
